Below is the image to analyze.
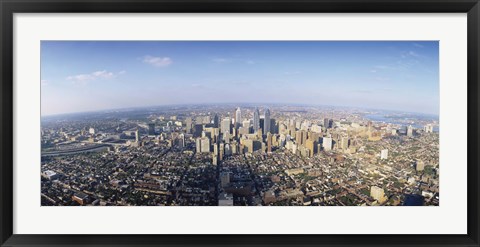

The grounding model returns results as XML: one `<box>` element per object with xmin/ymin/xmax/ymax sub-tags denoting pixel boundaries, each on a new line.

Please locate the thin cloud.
<box><xmin>92</xmin><ymin>70</ymin><xmax>115</xmax><ymax>79</ymax></box>
<box><xmin>142</xmin><ymin>56</ymin><xmax>172</xmax><ymax>67</ymax></box>
<box><xmin>413</xmin><ymin>43</ymin><xmax>424</xmax><ymax>48</ymax></box>
<box><xmin>372</xmin><ymin>65</ymin><xmax>398</xmax><ymax>71</ymax></box>
<box><xmin>212</xmin><ymin>58</ymin><xmax>230</xmax><ymax>63</ymax></box>
<box><xmin>407</xmin><ymin>51</ymin><xmax>420</xmax><ymax>58</ymax></box>
<box><xmin>66</xmin><ymin>70</ymin><xmax>122</xmax><ymax>84</ymax></box>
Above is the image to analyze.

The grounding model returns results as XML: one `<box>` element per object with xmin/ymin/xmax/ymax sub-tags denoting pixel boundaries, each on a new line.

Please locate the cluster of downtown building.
<box><xmin>41</xmin><ymin>105</ymin><xmax>439</xmax><ymax>206</ymax></box>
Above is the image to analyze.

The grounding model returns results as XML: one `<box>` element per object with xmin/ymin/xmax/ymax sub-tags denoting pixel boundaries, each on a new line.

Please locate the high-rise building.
<box><xmin>301</xmin><ymin>130</ymin><xmax>308</xmax><ymax>146</ymax></box>
<box><xmin>305</xmin><ymin>139</ymin><xmax>316</xmax><ymax>157</ymax></box>
<box><xmin>195</xmin><ymin>138</ymin><xmax>201</xmax><ymax>152</ymax></box>
<box><xmin>213</xmin><ymin>114</ymin><xmax>219</xmax><ymax>128</ymax></box>
<box><xmin>380</xmin><ymin>149</ymin><xmax>388</xmax><ymax>160</ymax></box>
<box><xmin>270</xmin><ymin>118</ymin><xmax>277</xmax><ymax>134</ymax></box>
<box><xmin>244</xmin><ymin>139</ymin><xmax>254</xmax><ymax>153</ymax></box>
<box><xmin>89</xmin><ymin>127</ymin><xmax>95</xmax><ymax>135</ymax></box>
<box><xmin>193</xmin><ymin>124</ymin><xmax>203</xmax><ymax>138</ymax></box>
<box><xmin>323</xmin><ymin>137</ymin><xmax>332</xmax><ymax>151</ymax></box>
<box><xmin>219</xmin><ymin>143</ymin><xmax>224</xmax><ymax>160</ymax></box>
<box><xmin>264</xmin><ymin>108</ymin><xmax>271</xmax><ymax>134</ymax></box>
<box><xmin>424</xmin><ymin>124</ymin><xmax>433</xmax><ymax>133</ymax></box>
<box><xmin>242</xmin><ymin>120</ymin><xmax>250</xmax><ymax>129</ymax></box>
<box><xmin>195</xmin><ymin>137</ymin><xmax>210</xmax><ymax>153</ymax></box>
<box><xmin>235</xmin><ymin>107</ymin><xmax>242</xmax><ymax>128</ymax></box>
<box><xmin>135</xmin><ymin>129</ymin><xmax>140</xmax><ymax>142</ymax></box>
<box><xmin>295</xmin><ymin>130</ymin><xmax>303</xmax><ymax>146</ymax></box>
<box><xmin>221</xmin><ymin>118</ymin><xmax>231</xmax><ymax>135</ymax></box>
<box><xmin>185</xmin><ymin>117</ymin><xmax>192</xmax><ymax>134</ymax></box>
<box><xmin>407</xmin><ymin>125</ymin><xmax>413</xmax><ymax>137</ymax></box>
<box><xmin>224</xmin><ymin>143</ymin><xmax>232</xmax><ymax>156</ymax></box>
<box><xmin>260</xmin><ymin>118</ymin><xmax>265</xmax><ymax>133</ymax></box>
<box><xmin>340</xmin><ymin>137</ymin><xmax>349</xmax><ymax>150</ymax></box>
<box><xmin>324</xmin><ymin>118</ymin><xmax>330</xmax><ymax>129</ymax></box>
<box><xmin>148</xmin><ymin>123</ymin><xmax>155</xmax><ymax>135</ymax></box>
<box><xmin>267</xmin><ymin>132</ymin><xmax>272</xmax><ymax>153</ymax></box>
<box><xmin>213</xmin><ymin>143</ymin><xmax>219</xmax><ymax>156</ymax></box>
<box><xmin>177</xmin><ymin>134</ymin><xmax>185</xmax><ymax>148</ymax></box>
<box><xmin>253</xmin><ymin>107</ymin><xmax>260</xmax><ymax>133</ymax></box>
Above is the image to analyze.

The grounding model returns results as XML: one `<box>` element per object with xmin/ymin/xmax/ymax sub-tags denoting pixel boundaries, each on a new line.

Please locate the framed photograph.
<box><xmin>1</xmin><ymin>0</ymin><xmax>479</xmax><ymax>246</ymax></box>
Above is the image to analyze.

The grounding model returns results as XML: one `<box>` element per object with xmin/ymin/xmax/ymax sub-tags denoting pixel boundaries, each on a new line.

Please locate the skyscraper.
<box><xmin>213</xmin><ymin>114</ymin><xmax>219</xmax><ymax>128</ymax></box>
<box><xmin>305</xmin><ymin>139</ymin><xmax>316</xmax><ymax>157</ymax></box>
<box><xmin>424</xmin><ymin>124</ymin><xmax>433</xmax><ymax>133</ymax></box>
<box><xmin>340</xmin><ymin>137</ymin><xmax>349</xmax><ymax>150</ymax></box>
<box><xmin>323</xmin><ymin>137</ymin><xmax>332</xmax><ymax>151</ymax></box>
<box><xmin>193</xmin><ymin>124</ymin><xmax>203</xmax><ymax>138</ymax></box>
<box><xmin>221</xmin><ymin>118</ymin><xmax>231</xmax><ymax>135</ymax></box>
<box><xmin>295</xmin><ymin>130</ymin><xmax>303</xmax><ymax>145</ymax></box>
<box><xmin>253</xmin><ymin>107</ymin><xmax>260</xmax><ymax>133</ymax></box>
<box><xmin>407</xmin><ymin>125</ymin><xmax>413</xmax><ymax>137</ymax></box>
<box><xmin>267</xmin><ymin>132</ymin><xmax>272</xmax><ymax>153</ymax></box>
<box><xmin>264</xmin><ymin>108</ymin><xmax>271</xmax><ymax>134</ymax></box>
<box><xmin>135</xmin><ymin>129</ymin><xmax>140</xmax><ymax>142</ymax></box>
<box><xmin>324</xmin><ymin>118</ymin><xmax>330</xmax><ymax>129</ymax></box>
<box><xmin>301</xmin><ymin>130</ymin><xmax>307</xmax><ymax>146</ymax></box>
<box><xmin>196</xmin><ymin>137</ymin><xmax>210</xmax><ymax>153</ymax></box>
<box><xmin>185</xmin><ymin>117</ymin><xmax>192</xmax><ymax>134</ymax></box>
<box><xmin>148</xmin><ymin>123</ymin><xmax>155</xmax><ymax>136</ymax></box>
<box><xmin>235</xmin><ymin>107</ymin><xmax>242</xmax><ymax>128</ymax></box>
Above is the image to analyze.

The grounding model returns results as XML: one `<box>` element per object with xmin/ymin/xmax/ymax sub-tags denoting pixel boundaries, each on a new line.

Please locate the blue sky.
<box><xmin>41</xmin><ymin>41</ymin><xmax>439</xmax><ymax>116</ymax></box>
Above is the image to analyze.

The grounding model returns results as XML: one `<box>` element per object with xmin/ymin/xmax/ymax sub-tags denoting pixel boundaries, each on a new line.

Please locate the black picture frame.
<box><xmin>1</xmin><ymin>0</ymin><xmax>479</xmax><ymax>246</ymax></box>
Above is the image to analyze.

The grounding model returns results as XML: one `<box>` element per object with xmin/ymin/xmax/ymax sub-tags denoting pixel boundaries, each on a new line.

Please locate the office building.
<box><xmin>193</xmin><ymin>124</ymin><xmax>203</xmax><ymax>138</ymax></box>
<box><xmin>253</xmin><ymin>107</ymin><xmax>260</xmax><ymax>133</ymax></box>
<box><xmin>323</xmin><ymin>137</ymin><xmax>332</xmax><ymax>151</ymax></box>
<box><xmin>213</xmin><ymin>114</ymin><xmax>219</xmax><ymax>128</ymax></box>
<box><xmin>407</xmin><ymin>125</ymin><xmax>413</xmax><ymax>137</ymax></box>
<box><xmin>135</xmin><ymin>129</ymin><xmax>140</xmax><ymax>142</ymax></box>
<box><xmin>221</xmin><ymin>118</ymin><xmax>231</xmax><ymax>135</ymax></box>
<box><xmin>148</xmin><ymin>123</ymin><xmax>155</xmax><ymax>135</ymax></box>
<box><xmin>235</xmin><ymin>107</ymin><xmax>242</xmax><ymax>128</ymax></box>
<box><xmin>264</xmin><ymin>108</ymin><xmax>271</xmax><ymax>134</ymax></box>
<box><xmin>340</xmin><ymin>137</ymin><xmax>349</xmax><ymax>150</ymax></box>
<box><xmin>424</xmin><ymin>124</ymin><xmax>434</xmax><ymax>133</ymax></box>
<box><xmin>305</xmin><ymin>139</ymin><xmax>316</xmax><ymax>157</ymax></box>
<box><xmin>267</xmin><ymin>132</ymin><xmax>272</xmax><ymax>153</ymax></box>
<box><xmin>195</xmin><ymin>137</ymin><xmax>210</xmax><ymax>153</ymax></box>
<box><xmin>185</xmin><ymin>117</ymin><xmax>192</xmax><ymax>133</ymax></box>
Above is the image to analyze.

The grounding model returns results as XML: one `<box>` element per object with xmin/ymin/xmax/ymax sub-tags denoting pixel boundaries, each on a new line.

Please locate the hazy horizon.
<box><xmin>41</xmin><ymin>41</ymin><xmax>439</xmax><ymax>116</ymax></box>
<box><xmin>40</xmin><ymin>102</ymin><xmax>440</xmax><ymax>119</ymax></box>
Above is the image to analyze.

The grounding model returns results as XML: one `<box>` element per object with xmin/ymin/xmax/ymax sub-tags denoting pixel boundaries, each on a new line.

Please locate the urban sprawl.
<box><xmin>41</xmin><ymin>105</ymin><xmax>439</xmax><ymax>206</ymax></box>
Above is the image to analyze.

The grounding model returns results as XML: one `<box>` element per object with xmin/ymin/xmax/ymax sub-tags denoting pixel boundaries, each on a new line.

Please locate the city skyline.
<box><xmin>41</xmin><ymin>41</ymin><xmax>439</xmax><ymax>116</ymax></box>
<box><xmin>41</xmin><ymin>104</ymin><xmax>439</xmax><ymax>206</ymax></box>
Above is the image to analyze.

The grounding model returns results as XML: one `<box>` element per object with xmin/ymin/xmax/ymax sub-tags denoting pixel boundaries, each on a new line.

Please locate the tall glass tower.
<box><xmin>264</xmin><ymin>108</ymin><xmax>271</xmax><ymax>134</ymax></box>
